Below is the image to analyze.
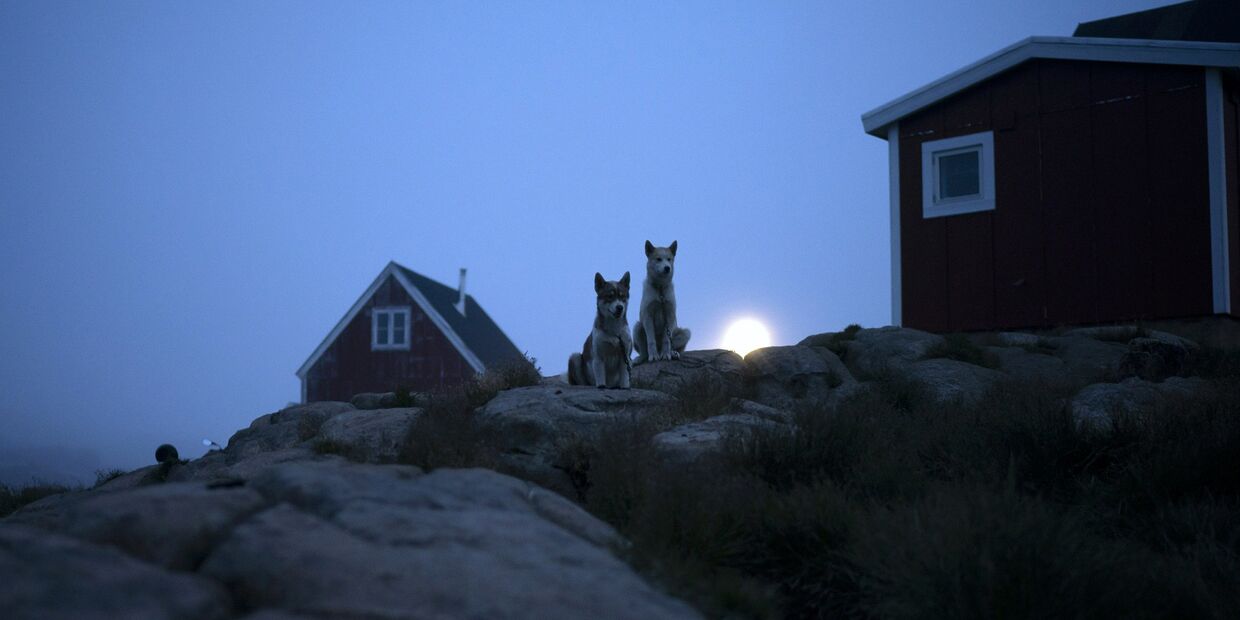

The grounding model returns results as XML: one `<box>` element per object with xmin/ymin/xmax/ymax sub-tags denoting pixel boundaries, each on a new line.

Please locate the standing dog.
<box><xmin>567</xmin><ymin>272</ymin><xmax>633</xmax><ymax>388</ymax></box>
<box><xmin>634</xmin><ymin>240</ymin><xmax>691</xmax><ymax>364</ymax></box>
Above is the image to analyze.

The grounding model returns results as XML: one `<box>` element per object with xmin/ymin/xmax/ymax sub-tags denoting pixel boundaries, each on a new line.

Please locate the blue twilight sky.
<box><xmin>0</xmin><ymin>0</ymin><xmax>1170</xmax><ymax>483</ymax></box>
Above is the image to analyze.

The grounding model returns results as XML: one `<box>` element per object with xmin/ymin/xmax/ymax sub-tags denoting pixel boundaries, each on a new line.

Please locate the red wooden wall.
<box><xmin>305</xmin><ymin>275</ymin><xmax>472</xmax><ymax>402</ymax></box>
<box><xmin>899</xmin><ymin>59</ymin><xmax>1215</xmax><ymax>332</ymax></box>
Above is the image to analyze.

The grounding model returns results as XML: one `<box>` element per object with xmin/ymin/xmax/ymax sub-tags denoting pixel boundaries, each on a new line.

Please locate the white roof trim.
<box><xmin>390</xmin><ymin>268</ymin><xmax>486</xmax><ymax>373</ymax></box>
<box><xmin>862</xmin><ymin>36</ymin><xmax>1240</xmax><ymax>137</ymax></box>
<box><xmin>295</xmin><ymin>262</ymin><xmax>485</xmax><ymax>379</ymax></box>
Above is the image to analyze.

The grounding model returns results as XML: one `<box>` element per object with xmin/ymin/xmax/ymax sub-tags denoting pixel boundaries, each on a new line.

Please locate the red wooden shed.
<box><xmin>296</xmin><ymin>261</ymin><xmax>524</xmax><ymax>402</ymax></box>
<box><xmin>862</xmin><ymin>1</ymin><xmax>1240</xmax><ymax>332</ymax></box>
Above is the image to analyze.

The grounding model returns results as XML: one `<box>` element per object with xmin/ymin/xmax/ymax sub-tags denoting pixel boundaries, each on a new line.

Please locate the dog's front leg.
<box><xmin>643</xmin><ymin>315</ymin><xmax>662</xmax><ymax>361</ymax></box>
<box><xmin>619</xmin><ymin>331</ymin><xmax>633</xmax><ymax>389</ymax></box>
<box><xmin>590</xmin><ymin>357</ymin><xmax>608</xmax><ymax>389</ymax></box>
<box><xmin>664</xmin><ymin>301</ymin><xmax>680</xmax><ymax>360</ymax></box>
<box><xmin>663</xmin><ymin>327</ymin><xmax>678</xmax><ymax>360</ymax></box>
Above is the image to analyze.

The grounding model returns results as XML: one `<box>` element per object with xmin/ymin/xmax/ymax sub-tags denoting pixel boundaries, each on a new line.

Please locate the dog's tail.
<box><xmin>567</xmin><ymin>353</ymin><xmax>587</xmax><ymax>386</ymax></box>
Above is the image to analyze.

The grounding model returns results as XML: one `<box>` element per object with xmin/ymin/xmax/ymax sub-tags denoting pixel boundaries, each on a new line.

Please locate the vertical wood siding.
<box><xmin>305</xmin><ymin>275</ymin><xmax>472</xmax><ymax>402</ymax></box>
<box><xmin>898</xmin><ymin>59</ymin><xmax>1215</xmax><ymax>331</ymax></box>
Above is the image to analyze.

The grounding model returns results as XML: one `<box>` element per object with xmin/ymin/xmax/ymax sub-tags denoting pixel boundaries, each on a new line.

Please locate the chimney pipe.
<box><xmin>455</xmin><ymin>268</ymin><xmax>467</xmax><ymax>316</ymax></box>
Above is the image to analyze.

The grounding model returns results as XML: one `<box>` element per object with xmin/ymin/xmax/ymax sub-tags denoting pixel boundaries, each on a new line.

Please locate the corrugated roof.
<box><xmin>1074</xmin><ymin>0</ymin><xmax>1240</xmax><ymax>43</ymax></box>
<box><xmin>393</xmin><ymin>263</ymin><xmax>526</xmax><ymax>368</ymax></box>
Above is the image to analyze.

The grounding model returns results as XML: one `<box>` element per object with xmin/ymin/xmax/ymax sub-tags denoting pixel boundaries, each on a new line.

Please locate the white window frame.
<box><xmin>371</xmin><ymin>306</ymin><xmax>411</xmax><ymax>351</ymax></box>
<box><xmin>921</xmin><ymin>130</ymin><xmax>995</xmax><ymax>218</ymax></box>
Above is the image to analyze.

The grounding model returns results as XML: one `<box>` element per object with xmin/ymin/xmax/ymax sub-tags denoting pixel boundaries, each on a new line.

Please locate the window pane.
<box><xmin>377</xmin><ymin>312</ymin><xmax>389</xmax><ymax>344</ymax></box>
<box><xmin>393</xmin><ymin>312</ymin><xmax>406</xmax><ymax>344</ymax></box>
<box><xmin>938</xmin><ymin>150</ymin><xmax>980</xmax><ymax>199</ymax></box>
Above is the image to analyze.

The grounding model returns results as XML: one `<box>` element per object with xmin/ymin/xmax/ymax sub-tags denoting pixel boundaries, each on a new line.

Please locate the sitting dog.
<box><xmin>633</xmin><ymin>240</ymin><xmax>691</xmax><ymax>364</ymax></box>
<box><xmin>567</xmin><ymin>272</ymin><xmax>633</xmax><ymax>388</ymax></box>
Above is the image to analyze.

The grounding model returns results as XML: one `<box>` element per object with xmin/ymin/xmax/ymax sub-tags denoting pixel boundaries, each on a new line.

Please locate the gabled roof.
<box><xmin>1074</xmin><ymin>0</ymin><xmax>1240</xmax><ymax>43</ymax></box>
<box><xmin>861</xmin><ymin>36</ymin><xmax>1240</xmax><ymax>138</ymax></box>
<box><xmin>391</xmin><ymin>264</ymin><xmax>525</xmax><ymax>370</ymax></box>
<box><xmin>295</xmin><ymin>261</ymin><xmax>525</xmax><ymax>379</ymax></box>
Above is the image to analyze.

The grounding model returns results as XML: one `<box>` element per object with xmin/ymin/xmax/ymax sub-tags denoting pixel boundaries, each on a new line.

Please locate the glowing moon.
<box><xmin>721</xmin><ymin>318</ymin><xmax>772</xmax><ymax>357</ymax></box>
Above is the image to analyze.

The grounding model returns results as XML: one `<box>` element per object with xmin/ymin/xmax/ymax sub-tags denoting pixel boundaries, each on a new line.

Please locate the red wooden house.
<box><xmin>862</xmin><ymin>0</ymin><xmax>1240</xmax><ymax>332</ymax></box>
<box><xmin>296</xmin><ymin>261</ymin><xmax>524</xmax><ymax>402</ymax></box>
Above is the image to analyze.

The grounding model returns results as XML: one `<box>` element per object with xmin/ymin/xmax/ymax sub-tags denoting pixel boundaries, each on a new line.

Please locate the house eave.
<box><xmin>862</xmin><ymin>36</ymin><xmax>1240</xmax><ymax>138</ymax></box>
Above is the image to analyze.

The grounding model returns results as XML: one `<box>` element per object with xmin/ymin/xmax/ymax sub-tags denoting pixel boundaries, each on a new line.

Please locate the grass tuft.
<box><xmin>397</xmin><ymin>355</ymin><xmax>540</xmax><ymax>471</ymax></box>
<box><xmin>0</xmin><ymin>482</ymin><xmax>73</xmax><ymax>518</ymax></box>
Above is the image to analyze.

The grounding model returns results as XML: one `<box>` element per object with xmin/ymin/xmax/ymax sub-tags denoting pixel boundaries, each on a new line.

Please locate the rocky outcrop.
<box><xmin>3</xmin><ymin>459</ymin><xmax>697</xmax><ymax>620</ymax></box>
<box><xmin>630</xmin><ymin>349</ymin><xmax>747</xmax><ymax>398</ymax></box>
<box><xmin>317</xmin><ymin>407</ymin><xmax>421</xmax><ymax>463</ymax></box>
<box><xmin>902</xmin><ymin>358</ymin><xmax>1004</xmax><ymax>406</ymax></box>
<box><xmin>4</xmin><ymin>324</ymin><xmax>1219</xmax><ymax>619</ymax></box>
<box><xmin>0</xmin><ymin>524</ymin><xmax>232</xmax><ymax>620</ymax></box>
<box><xmin>1118</xmin><ymin>337</ymin><xmax>1194</xmax><ymax>381</ymax></box>
<box><xmin>1044</xmin><ymin>336</ymin><xmax>1128</xmax><ymax>385</ymax></box>
<box><xmin>7</xmin><ymin>482</ymin><xmax>265</xmax><ymax>571</ymax></box>
<box><xmin>987</xmin><ymin>346</ymin><xmax>1071</xmax><ymax>385</ymax></box>
<box><xmin>474</xmin><ymin>385</ymin><xmax>678</xmax><ymax>493</ymax></box>
<box><xmin>200</xmin><ymin>464</ymin><xmax>696</xmax><ymax>620</ymax></box>
<box><xmin>349</xmin><ymin>392</ymin><xmax>398</xmax><ymax>409</ymax></box>
<box><xmin>837</xmin><ymin>327</ymin><xmax>945</xmax><ymax>378</ymax></box>
<box><xmin>652</xmin><ymin>399</ymin><xmax>792</xmax><ymax>462</ymax></box>
<box><xmin>1070</xmin><ymin>376</ymin><xmax>1208</xmax><ymax>432</ymax></box>
<box><xmin>746</xmin><ymin>345</ymin><xmax>857</xmax><ymax>410</ymax></box>
<box><xmin>225</xmin><ymin>402</ymin><xmax>355</xmax><ymax>461</ymax></box>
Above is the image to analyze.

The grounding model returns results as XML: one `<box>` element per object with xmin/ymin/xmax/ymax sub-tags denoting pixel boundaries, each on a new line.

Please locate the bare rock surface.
<box><xmin>1119</xmin><ymin>337</ymin><xmax>1193</xmax><ymax>381</ymax></box>
<box><xmin>0</xmin><ymin>524</ymin><xmax>231</xmax><ymax>620</ymax></box>
<box><xmin>349</xmin><ymin>391</ymin><xmax>399</xmax><ymax>409</ymax></box>
<box><xmin>631</xmin><ymin>349</ymin><xmax>747</xmax><ymax>398</ymax></box>
<box><xmin>988</xmin><ymin>346</ymin><xmax>1071</xmax><ymax>385</ymax></box>
<box><xmin>901</xmin><ymin>358</ymin><xmax>1005</xmax><ymax>406</ymax></box>
<box><xmin>200</xmin><ymin>464</ymin><xmax>695</xmax><ymax>620</ymax></box>
<box><xmin>225</xmin><ymin>401</ymin><xmax>355</xmax><ymax>460</ymax></box>
<box><xmin>838</xmin><ymin>327</ymin><xmax>945</xmax><ymax>378</ymax></box>
<box><xmin>12</xmin><ymin>482</ymin><xmax>265</xmax><ymax>570</ymax></box>
<box><xmin>1070</xmin><ymin>376</ymin><xmax>1209</xmax><ymax>432</ymax></box>
<box><xmin>317</xmin><ymin>407</ymin><xmax>422</xmax><ymax>463</ymax></box>
<box><xmin>993</xmin><ymin>332</ymin><xmax>1042</xmax><ymax>347</ymax></box>
<box><xmin>172</xmin><ymin>447</ymin><xmax>327</xmax><ymax>483</ymax></box>
<box><xmin>474</xmin><ymin>384</ymin><xmax>677</xmax><ymax>492</ymax></box>
<box><xmin>653</xmin><ymin>399</ymin><xmax>791</xmax><ymax>463</ymax></box>
<box><xmin>1046</xmin><ymin>336</ymin><xmax>1128</xmax><ymax>385</ymax></box>
<box><xmin>5</xmin><ymin>459</ymin><xmax>694</xmax><ymax>620</ymax></box>
<box><xmin>746</xmin><ymin>345</ymin><xmax>856</xmax><ymax>410</ymax></box>
<box><xmin>1061</xmin><ymin>325</ymin><xmax>1144</xmax><ymax>342</ymax></box>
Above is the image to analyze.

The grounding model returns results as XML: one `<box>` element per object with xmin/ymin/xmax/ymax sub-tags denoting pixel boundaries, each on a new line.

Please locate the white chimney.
<box><xmin>454</xmin><ymin>268</ymin><xmax>467</xmax><ymax>316</ymax></box>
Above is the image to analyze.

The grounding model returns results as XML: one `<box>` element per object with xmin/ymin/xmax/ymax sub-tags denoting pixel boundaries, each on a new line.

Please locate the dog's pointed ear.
<box><xmin>644</xmin><ymin>240</ymin><xmax>654</xmax><ymax>257</ymax></box>
<box><xmin>669</xmin><ymin>240</ymin><xmax>677</xmax><ymax>256</ymax></box>
<box><xmin>620</xmin><ymin>271</ymin><xmax>630</xmax><ymax>288</ymax></box>
<box><xmin>594</xmin><ymin>272</ymin><xmax>605</xmax><ymax>292</ymax></box>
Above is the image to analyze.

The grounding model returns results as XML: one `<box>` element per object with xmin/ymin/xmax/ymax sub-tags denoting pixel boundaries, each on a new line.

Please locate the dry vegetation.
<box><xmin>396</xmin><ymin>356</ymin><xmax>1240</xmax><ymax>619</ymax></box>
<box><xmin>611</xmin><ymin>379</ymin><xmax>1240</xmax><ymax>618</ymax></box>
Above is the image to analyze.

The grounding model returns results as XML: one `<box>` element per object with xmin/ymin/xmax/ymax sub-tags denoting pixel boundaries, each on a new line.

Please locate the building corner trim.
<box><xmin>888</xmin><ymin>123</ymin><xmax>902</xmax><ymax>326</ymax></box>
<box><xmin>1206</xmin><ymin>69</ymin><xmax>1231</xmax><ymax>314</ymax></box>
